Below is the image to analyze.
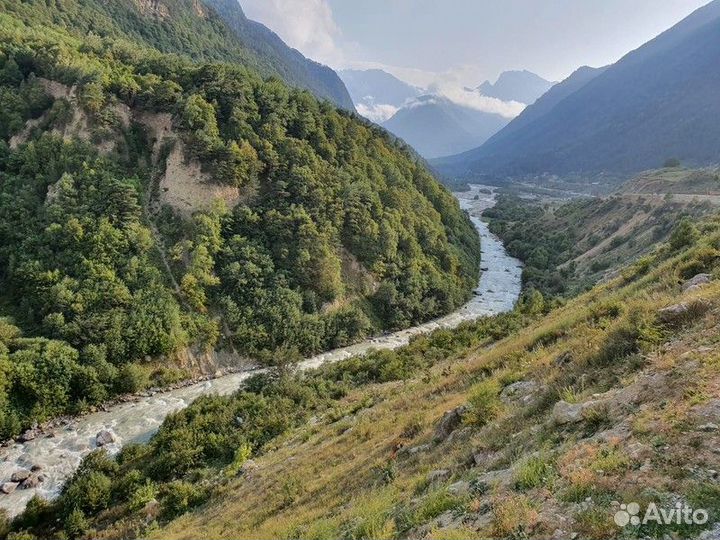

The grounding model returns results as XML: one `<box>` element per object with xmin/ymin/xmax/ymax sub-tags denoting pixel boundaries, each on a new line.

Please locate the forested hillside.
<box><xmin>0</xmin><ymin>0</ymin><xmax>355</xmax><ymax>109</ymax></box>
<box><xmin>0</xmin><ymin>6</ymin><xmax>479</xmax><ymax>439</ymax></box>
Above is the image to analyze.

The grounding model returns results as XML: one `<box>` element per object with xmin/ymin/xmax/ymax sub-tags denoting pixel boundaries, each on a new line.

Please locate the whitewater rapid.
<box><xmin>0</xmin><ymin>185</ymin><xmax>522</xmax><ymax>517</ymax></box>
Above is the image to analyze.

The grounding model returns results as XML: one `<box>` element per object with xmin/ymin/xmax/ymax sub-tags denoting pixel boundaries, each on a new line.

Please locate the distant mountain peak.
<box><xmin>477</xmin><ymin>69</ymin><xmax>554</xmax><ymax>105</ymax></box>
<box><xmin>434</xmin><ymin>0</ymin><xmax>720</xmax><ymax>184</ymax></box>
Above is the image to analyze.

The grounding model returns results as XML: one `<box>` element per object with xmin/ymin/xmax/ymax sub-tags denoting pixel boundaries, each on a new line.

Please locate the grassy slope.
<box><xmin>485</xmin><ymin>178</ymin><xmax>718</xmax><ymax>298</ymax></box>
<box><xmin>153</xmin><ymin>215</ymin><xmax>720</xmax><ymax>539</ymax></box>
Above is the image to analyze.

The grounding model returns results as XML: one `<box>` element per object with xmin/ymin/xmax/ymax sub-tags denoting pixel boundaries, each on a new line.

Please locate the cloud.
<box><xmin>344</xmin><ymin>61</ymin><xmax>524</xmax><ymax>119</ymax></box>
<box><xmin>355</xmin><ymin>103</ymin><xmax>399</xmax><ymax>123</ymax></box>
<box><xmin>239</xmin><ymin>0</ymin><xmax>344</xmax><ymax>66</ymax></box>
<box><xmin>431</xmin><ymin>85</ymin><xmax>526</xmax><ymax>118</ymax></box>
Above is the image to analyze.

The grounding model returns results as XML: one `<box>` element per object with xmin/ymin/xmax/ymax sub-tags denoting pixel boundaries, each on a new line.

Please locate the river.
<box><xmin>0</xmin><ymin>185</ymin><xmax>522</xmax><ymax>517</ymax></box>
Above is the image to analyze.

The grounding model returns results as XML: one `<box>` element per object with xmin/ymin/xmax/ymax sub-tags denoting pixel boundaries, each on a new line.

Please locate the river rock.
<box><xmin>683</xmin><ymin>273</ymin><xmax>712</xmax><ymax>292</ymax></box>
<box><xmin>96</xmin><ymin>430</ymin><xmax>116</xmax><ymax>446</ymax></box>
<box><xmin>433</xmin><ymin>406</ymin><xmax>467</xmax><ymax>442</ymax></box>
<box><xmin>19</xmin><ymin>429</ymin><xmax>37</xmax><ymax>442</ymax></box>
<box><xmin>1</xmin><ymin>482</ymin><xmax>18</xmax><ymax>494</ymax></box>
<box><xmin>10</xmin><ymin>469</ymin><xmax>30</xmax><ymax>482</ymax></box>
<box><xmin>20</xmin><ymin>475</ymin><xmax>41</xmax><ymax>489</ymax></box>
<box><xmin>30</xmin><ymin>464</ymin><xmax>42</xmax><ymax>472</ymax></box>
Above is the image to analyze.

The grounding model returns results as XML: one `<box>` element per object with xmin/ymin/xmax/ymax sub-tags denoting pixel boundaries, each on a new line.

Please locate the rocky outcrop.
<box><xmin>433</xmin><ymin>406</ymin><xmax>467</xmax><ymax>442</ymax></box>
<box><xmin>135</xmin><ymin>0</ymin><xmax>170</xmax><ymax>19</ymax></box>
<box><xmin>683</xmin><ymin>273</ymin><xmax>712</xmax><ymax>292</ymax></box>
<box><xmin>500</xmin><ymin>380</ymin><xmax>541</xmax><ymax>407</ymax></box>
<box><xmin>658</xmin><ymin>299</ymin><xmax>711</xmax><ymax>326</ymax></box>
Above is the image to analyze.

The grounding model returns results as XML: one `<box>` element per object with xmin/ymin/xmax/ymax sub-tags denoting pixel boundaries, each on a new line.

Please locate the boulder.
<box><xmin>475</xmin><ymin>468</ymin><xmax>513</xmax><ymax>489</ymax></box>
<box><xmin>407</xmin><ymin>444</ymin><xmax>431</xmax><ymax>455</ymax></box>
<box><xmin>447</xmin><ymin>480</ymin><xmax>470</xmax><ymax>496</ymax></box>
<box><xmin>433</xmin><ymin>406</ymin><xmax>467</xmax><ymax>442</ymax></box>
<box><xmin>19</xmin><ymin>429</ymin><xmax>37</xmax><ymax>442</ymax></box>
<box><xmin>683</xmin><ymin>273</ymin><xmax>712</xmax><ymax>292</ymax></box>
<box><xmin>96</xmin><ymin>430</ymin><xmax>116</xmax><ymax>447</ymax></box>
<box><xmin>500</xmin><ymin>380</ymin><xmax>541</xmax><ymax>407</ymax></box>
<box><xmin>552</xmin><ymin>401</ymin><xmax>584</xmax><ymax>424</ymax></box>
<box><xmin>10</xmin><ymin>469</ymin><xmax>30</xmax><ymax>483</ymax></box>
<box><xmin>20</xmin><ymin>475</ymin><xmax>41</xmax><ymax>489</ymax></box>
<box><xmin>427</xmin><ymin>469</ymin><xmax>451</xmax><ymax>484</ymax></box>
<box><xmin>239</xmin><ymin>459</ymin><xmax>257</xmax><ymax>475</ymax></box>
<box><xmin>658</xmin><ymin>300</ymin><xmax>711</xmax><ymax>326</ymax></box>
<box><xmin>1</xmin><ymin>482</ymin><xmax>18</xmax><ymax>494</ymax></box>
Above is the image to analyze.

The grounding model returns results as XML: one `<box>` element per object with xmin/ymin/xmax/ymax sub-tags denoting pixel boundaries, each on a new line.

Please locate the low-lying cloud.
<box><xmin>356</xmin><ymin>102</ymin><xmax>399</xmax><ymax>123</ymax></box>
<box><xmin>431</xmin><ymin>85</ymin><xmax>526</xmax><ymax>118</ymax></box>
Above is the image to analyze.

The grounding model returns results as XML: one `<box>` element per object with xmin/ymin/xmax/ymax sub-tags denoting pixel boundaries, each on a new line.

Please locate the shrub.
<box><xmin>466</xmin><ymin>379</ymin><xmax>502</xmax><ymax>427</ymax></box>
<box><xmin>225</xmin><ymin>442</ymin><xmax>252</xmax><ymax>477</ymax></box>
<box><xmin>492</xmin><ymin>495</ymin><xmax>538</xmax><ymax>538</ymax></box>
<box><xmin>63</xmin><ymin>471</ymin><xmax>112</xmax><ymax>514</ymax></box>
<box><xmin>114</xmin><ymin>363</ymin><xmax>151</xmax><ymax>394</ymax></box>
<box><xmin>128</xmin><ymin>481</ymin><xmax>158</xmax><ymax>512</ymax></box>
<box><xmin>670</xmin><ymin>217</ymin><xmax>700</xmax><ymax>250</ymax></box>
<box><xmin>64</xmin><ymin>508</ymin><xmax>89</xmax><ymax>539</ymax></box>
<box><xmin>0</xmin><ymin>510</ymin><xmax>9</xmax><ymax>538</ymax></box>
<box><xmin>161</xmin><ymin>481</ymin><xmax>207</xmax><ymax>518</ymax></box>
<box><xmin>514</xmin><ymin>455</ymin><xmax>557</xmax><ymax>490</ymax></box>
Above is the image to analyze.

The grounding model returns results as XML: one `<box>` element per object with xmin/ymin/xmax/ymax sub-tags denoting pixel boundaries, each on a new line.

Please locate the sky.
<box><xmin>239</xmin><ymin>0</ymin><xmax>710</xmax><ymax>89</ymax></box>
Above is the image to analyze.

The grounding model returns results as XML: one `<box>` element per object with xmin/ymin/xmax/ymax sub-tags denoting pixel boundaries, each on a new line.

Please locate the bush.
<box><xmin>63</xmin><ymin>471</ymin><xmax>112</xmax><ymax>514</ymax></box>
<box><xmin>466</xmin><ymin>379</ymin><xmax>502</xmax><ymax>427</ymax></box>
<box><xmin>161</xmin><ymin>481</ymin><xmax>207</xmax><ymax>518</ymax></box>
<box><xmin>670</xmin><ymin>217</ymin><xmax>700</xmax><ymax>250</ymax></box>
<box><xmin>64</xmin><ymin>508</ymin><xmax>89</xmax><ymax>539</ymax></box>
<box><xmin>128</xmin><ymin>481</ymin><xmax>158</xmax><ymax>512</ymax></box>
<box><xmin>114</xmin><ymin>363</ymin><xmax>151</xmax><ymax>394</ymax></box>
<box><xmin>514</xmin><ymin>455</ymin><xmax>556</xmax><ymax>490</ymax></box>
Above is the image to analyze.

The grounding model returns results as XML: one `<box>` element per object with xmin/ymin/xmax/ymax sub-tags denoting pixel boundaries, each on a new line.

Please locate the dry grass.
<box><xmin>153</xmin><ymin>236</ymin><xmax>720</xmax><ymax>539</ymax></box>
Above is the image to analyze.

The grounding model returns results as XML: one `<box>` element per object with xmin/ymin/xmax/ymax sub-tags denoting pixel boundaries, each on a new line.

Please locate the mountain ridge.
<box><xmin>434</xmin><ymin>0</ymin><xmax>720</xmax><ymax>183</ymax></box>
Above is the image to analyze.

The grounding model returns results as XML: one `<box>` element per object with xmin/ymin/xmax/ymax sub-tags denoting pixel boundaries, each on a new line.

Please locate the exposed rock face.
<box><xmin>500</xmin><ymin>380</ymin><xmax>541</xmax><ymax>407</ymax></box>
<box><xmin>135</xmin><ymin>0</ymin><xmax>170</xmax><ymax>19</ymax></box>
<box><xmin>683</xmin><ymin>273</ymin><xmax>712</xmax><ymax>292</ymax></box>
<box><xmin>160</xmin><ymin>142</ymin><xmax>241</xmax><ymax>217</ymax></box>
<box><xmin>552</xmin><ymin>401</ymin><xmax>585</xmax><ymax>424</ymax></box>
<box><xmin>447</xmin><ymin>480</ymin><xmax>470</xmax><ymax>496</ymax></box>
<box><xmin>433</xmin><ymin>406</ymin><xmax>467</xmax><ymax>442</ymax></box>
<box><xmin>658</xmin><ymin>300</ymin><xmax>711</xmax><ymax>326</ymax></box>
